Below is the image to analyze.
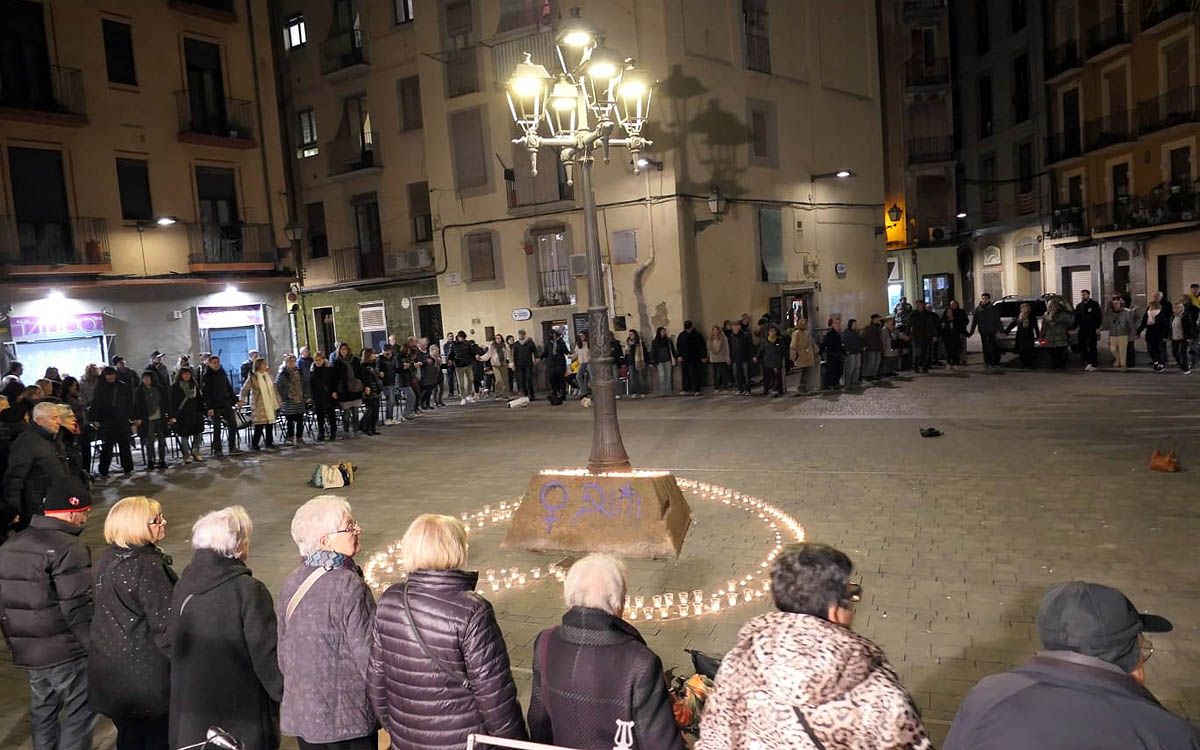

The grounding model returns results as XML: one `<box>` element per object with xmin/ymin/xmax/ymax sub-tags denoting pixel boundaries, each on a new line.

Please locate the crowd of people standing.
<box><xmin>0</xmin><ymin>487</ymin><xmax>1194</xmax><ymax>750</ymax></box>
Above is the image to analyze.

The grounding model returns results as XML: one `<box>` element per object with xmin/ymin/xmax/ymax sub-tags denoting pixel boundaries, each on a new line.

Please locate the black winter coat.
<box><xmin>309</xmin><ymin>364</ymin><xmax>338</xmax><ymax>410</ymax></box>
<box><xmin>133</xmin><ymin>382</ymin><xmax>172</xmax><ymax>423</ymax></box>
<box><xmin>650</xmin><ymin>336</ymin><xmax>677</xmax><ymax>364</ymax></box>
<box><xmin>676</xmin><ymin>328</ymin><xmax>706</xmax><ymax>363</ymax></box>
<box><xmin>450</xmin><ymin>340</ymin><xmax>477</xmax><ymax>368</ymax></box>
<box><xmin>945</xmin><ymin>653</ymin><xmax>1200</xmax><ymax>750</ymax></box>
<box><xmin>200</xmin><ymin>366</ymin><xmax>237</xmax><ymax>410</ymax></box>
<box><xmin>1074</xmin><ymin>298</ymin><xmax>1103</xmax><ymax>332</ymax></box>
<box><xmin>545</xmin><ymin>339</ymin><xmax>569</xmax><ymax>374</ymax></box>
<box><xmin>369</xmin><ymin>569</ymin><xmax>526</xmax><ymax>750</ymax></box>
<box><xmin>909</xmin><ymin>309</ymin><xmax>940</xmax><ymax>340</ymax></box>
<box><xmin>334</xmin><ymin>356</ymin><xmax>365</xmax><ymax>400</ymax></box>
<box><xmin>756</xmin><ymin>337</ymin><xmax>787</xmax><ymax>369</ymax></box>
<box><xmin>169</xmin><ymin>549</ymin><xmax>283</xmax><ymax>750</ymax></box>
<box><xmin>90</xmin><ymin>379</ymin><xmax>136</xmax><ymax>433</ymax></box>
<box><xmin>511</xmin><ymin>339</ymin><xmax>539</xmax><ymax>368</ymax></box>
<box><xmin>528</xmin><ymin>607</ymin><xmax>684</xmax><ymax>750</ymax></box>
<box><xmin>89</xmin><ymin>544</ymin><xmax>177</xmax><ymax>718</ymax></box>
<box><xmin>820</xmin><ymin>329</ymin><xmax>845</xmax><ymax>360</ymax></box>
<box><xmin>0</xmin><ymin>514</ymin><xmax>92</xmax><ymax>668</ymax></box>
<box><xmin>728</xmin><ymin>330</ymin><xmax>755</xmax><ymax>363</ymax></box>
<box><xmin>170</xmin><ymin>382</ymin><xmax>207</xmax><ymax>437</ymax></box>
<box><xmin>1</xmin><ymin>423</ymin><xmax>72</xmax><ymax>531</ymax></box>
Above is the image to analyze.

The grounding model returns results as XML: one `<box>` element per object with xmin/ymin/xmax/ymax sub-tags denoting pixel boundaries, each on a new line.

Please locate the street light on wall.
<box><xmin>506</xmin><ymin>9</ymin><xmax>657</xmax><ymax>473</ymax></box>
<box><xmin>887</xmin><ymin>204</ymin><xmax>904</xmax><ymax>224</ymax></box>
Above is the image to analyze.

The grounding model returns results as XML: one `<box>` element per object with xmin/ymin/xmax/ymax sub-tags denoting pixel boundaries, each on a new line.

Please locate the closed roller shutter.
<box><xmin>1062</xmin><ymin>268</ymin><xmax>1091</xmax><ymax>302</ymax></box>
<box><xmin>1165</xmin><ymin>253</ymin><xmax>1200</xmax><ymax>298</ymax></box>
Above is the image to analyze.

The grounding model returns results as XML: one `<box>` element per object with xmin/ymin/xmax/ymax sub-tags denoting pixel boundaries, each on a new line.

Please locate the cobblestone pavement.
<box><xmin>2</xmin><ymin>364</ymin><xmax>1199</xmax><ymax>748</ymax></box>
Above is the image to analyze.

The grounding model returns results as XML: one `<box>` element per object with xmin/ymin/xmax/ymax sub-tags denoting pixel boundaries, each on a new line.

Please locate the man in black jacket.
<box><xmin>0</xmin><ymin>476</ymin><xmax>95</xmax><ymax>750</ymax></box>
<box><xmin>1</xmin><ymin>401</ymin><xmax>71</xmax><ymax>535</ymax></box>
<box><xmin>511</xmin><ymin>329</ymin><xmax>540</xmax><ymax>399</ymax></box>
<box><xmin>544</xmin><ymin>330</ymin><xmax>570</xmax><ymax>404</ymax></box>
<box><xmin>945</xmin><ymin>581</ymin><xmax>1197</xmax><ymax>750</ymax></box>
<box><xmin>968</xmin><ymin>293</ymin><xmax>1003</xmax><ymax>368</ymax></box>
<box><xmin>201</xmin><ymin>355</ymin><xmax>242</xmax><ymax>456</ymax></box>
<box><xmin>727</xmin><ymin>322</ymin><xmax>755</xmax><ymax>395</ymax></box>
<box><xmin>91</xmin><ymin>367</ymin><xmax>137</xmax><ymax>476</ymax></box>
<box><xmin>111</xmin><ymin>356</ymin><xmax>139</xmax><ymax>392</ymax></box>
<box><xmin>907</xmin><ymin>300</ymin><xmax>940</xmax><ymax>373</ymax></box>
<box><xmin>676</xmin><ymin>321</ymin><xmax>707</xmax><ymax>395</ymax></box>
<box><xmin>1073</xmin><ymin>289</ymin><xmax>1103</xmax><ymax>371</ymax></box>
<box><xmin>528</xmin><ymin>554</ymin><xmax>683</xmax><ymax>750</ymax></box>
<box><xmin>449</xmin><ymin>332</ymin><xmax>477</xmax><ymax>403</ymax></box>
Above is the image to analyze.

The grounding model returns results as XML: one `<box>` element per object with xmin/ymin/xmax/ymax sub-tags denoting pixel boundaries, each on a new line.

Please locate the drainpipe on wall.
<box><xmin>244</xmin><ymin>0</ymin><xmax>280</xmax><ymax>257</ymax></box>
<box><xmin>632</xmin><ymin>169</ymin><xmax>657</xmax><ymax>336</ymax></box>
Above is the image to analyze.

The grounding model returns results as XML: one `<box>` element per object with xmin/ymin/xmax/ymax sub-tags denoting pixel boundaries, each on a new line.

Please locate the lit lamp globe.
<box><xmin>554</xmin><ymin>12</ymin><xmax>598</xmax><ymax>74</ymax></box>
<box><xmin>581</xmin><ymin>45</ymin><xmax>624</xmax><ymax>117</ymax></box>
<box><xmin>506</xmin><ymin>53</ymin><xmax>553</xmax><ymax>129</ymax></box>
<box><xmin>547</xmin><ymin>77</ymin><xmax>581</xmax><ymax>138</ymax></box>
<box><xmin>616</xmin><ymin>66</ymin><xmax>653</xmax><ymax>135</ymax></box>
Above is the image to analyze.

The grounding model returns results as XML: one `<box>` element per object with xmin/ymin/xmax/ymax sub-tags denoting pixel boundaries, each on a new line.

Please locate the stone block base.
<box><xmin>501</xmin><ymin>470</ymin><xmax>692</xmax><ymax>559</ymax></box>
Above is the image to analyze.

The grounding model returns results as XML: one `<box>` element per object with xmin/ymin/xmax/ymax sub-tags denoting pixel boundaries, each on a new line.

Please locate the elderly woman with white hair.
<box><xmin>169</xmin><ymin>506</ymin><xmax>284</xmax><ymax>750</ymax></box>
<box><xmin>369</xmin><ymin>513</ymin><xmax>526</xmax><ymax>750</ymax></box>
<box><xmin>277</xmin><ymin>496</ymin><xmax>377</xmax><ymax>750</ymax></box>
<box><xmin>527</xmin><ymin>553</ymin><xmax>683</xmax><ymax>750</ymax></box>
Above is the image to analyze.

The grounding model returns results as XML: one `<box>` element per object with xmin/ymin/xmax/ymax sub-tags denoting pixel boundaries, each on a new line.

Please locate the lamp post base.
<box><xmin>501</xmin><ymin>469</ymin><xmax>693</xmax><ymax>559</ymax></box>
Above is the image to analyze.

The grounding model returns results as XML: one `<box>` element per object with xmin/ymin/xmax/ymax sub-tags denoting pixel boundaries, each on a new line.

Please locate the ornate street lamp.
<box><xmin>506</xmin><ymin>11</ymin><xmax>656</xmax><ymax>473</ymax></box>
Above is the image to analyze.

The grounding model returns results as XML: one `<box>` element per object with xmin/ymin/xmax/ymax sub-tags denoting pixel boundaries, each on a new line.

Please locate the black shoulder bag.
<box><xmin>402</xmin><ymin>583</ymin><xmax>472</xmax><ymax>690</ymax></box>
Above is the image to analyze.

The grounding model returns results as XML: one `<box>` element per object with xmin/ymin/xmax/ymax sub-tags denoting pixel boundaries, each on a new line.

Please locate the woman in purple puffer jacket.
<box><xmin>368</xmin><ymin>514</ymin><xmax>526</xmax><ymax>750</ymax></box>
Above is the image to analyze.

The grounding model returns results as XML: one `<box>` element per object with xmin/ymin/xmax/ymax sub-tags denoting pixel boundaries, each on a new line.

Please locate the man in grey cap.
<box><xmin>945</xmin><ymin>581</ymin><xmax>1198</xmax><ymax>749</ymax></box>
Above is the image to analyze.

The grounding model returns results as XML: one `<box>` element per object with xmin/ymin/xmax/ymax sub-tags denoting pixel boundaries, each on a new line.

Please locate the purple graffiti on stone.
<box><xmin>539</xmin><ymin>481</ymin><xmax>570</xmax><ymax>533</ymax></box>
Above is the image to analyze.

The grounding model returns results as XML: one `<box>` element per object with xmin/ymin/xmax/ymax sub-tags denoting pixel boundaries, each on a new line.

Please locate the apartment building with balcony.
<box><xmin>413</xmin><ymin>0</ymin><xmax>887</xmax><ymax>349</ymax></box>
<box><xmin>952</xmin><ymin>0</ymin><xmax>1050</xmax><ymax>304</ymax></box>
<box><xmin>0</xmin><ymin>0</ymin><xmax>292</xmax><ymax>384</ymax></box>
<box><xmin>1044</xmin><ymin>0</ymin><xmax>1200</xmax><ymax>308</ymax></box>
<box><xmin>272</xmin><ymin>0</ymin><xmax>439</xmax><ymax>355</ymax></box>
<box><xmin>878</xmin><ymin>0</ymin><xmax>963</xmax><ymax>313</ymax></box>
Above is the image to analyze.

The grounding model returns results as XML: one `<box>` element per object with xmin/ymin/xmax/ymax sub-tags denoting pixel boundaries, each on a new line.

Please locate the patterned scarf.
<box><xmin>303</xmin><ymin>549</ymin><xmax>356</xmax><ymax>571</ymax></box>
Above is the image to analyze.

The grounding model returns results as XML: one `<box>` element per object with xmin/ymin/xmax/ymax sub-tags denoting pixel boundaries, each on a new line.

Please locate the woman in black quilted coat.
<box><xmin>368</xmin><ymin>514</ymin><xmax>526</xmax><ymax>750</ymax></box>
<box><xmin>89</xmin><ymin>496</ymin><xmax>177</xmax><ymax>750</ymax></box>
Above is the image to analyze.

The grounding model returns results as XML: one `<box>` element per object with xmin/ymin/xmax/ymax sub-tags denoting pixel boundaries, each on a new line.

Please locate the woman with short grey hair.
<box><xmin>278</xmin><ymin>496</ymin><xmax>377</xmax><ymax>750</ymax></box>
<box><xmin>528</xmin><ymin>554</ymin><xmax>683</xmax><ymax>750</ymax></box>
<box><xmin>169</xmin><ymin>506</ymin><xmax>283</xmax><ymax>750</ymax></box>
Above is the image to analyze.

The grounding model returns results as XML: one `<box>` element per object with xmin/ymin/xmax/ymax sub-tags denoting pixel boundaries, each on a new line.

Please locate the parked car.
<box><xmin>993</xmin><ymin>294</ymin><xmax>1075</xmax><ymax>361</ymax></box>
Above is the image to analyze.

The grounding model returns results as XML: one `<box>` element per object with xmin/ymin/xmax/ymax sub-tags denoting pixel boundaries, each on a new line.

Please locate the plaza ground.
<box><xmin>2</xmin><ymin>363</ymin><xmax>1199</xmax><ymax>748</ymax></box>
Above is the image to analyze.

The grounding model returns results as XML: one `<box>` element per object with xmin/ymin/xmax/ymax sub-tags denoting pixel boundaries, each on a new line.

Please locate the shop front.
<box><xmin>4</xmin><ymin>310</ymin><xmax>109</xmax><ymax>380</ymax></box>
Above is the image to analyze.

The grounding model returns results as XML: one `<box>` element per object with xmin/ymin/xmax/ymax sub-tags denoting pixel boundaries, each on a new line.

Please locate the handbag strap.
<box><xmin>402</xmin><ymin>582</ymin><xmax>471</xmax><ymax>690</ymax></box>
<box><xmin>286</xmin><ymin>567</ymin><xmax>329</xmax><ymax>622</ymax></box>
<box><xmin>792</xmin><ymin>706</ymin><xmax>829</xmax><ymax>750</ymax></box>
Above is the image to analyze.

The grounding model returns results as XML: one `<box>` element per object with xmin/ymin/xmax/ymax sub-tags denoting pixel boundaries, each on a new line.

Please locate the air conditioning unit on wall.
<box><xmin>928</xmin><ymin>226</ymin><xmax>950</xmax><ymax>242</ymax></box>
<box><xmin>385</xmin><ymin>248</ymin><xmax>433</xmax><ymax>275</ymax></box>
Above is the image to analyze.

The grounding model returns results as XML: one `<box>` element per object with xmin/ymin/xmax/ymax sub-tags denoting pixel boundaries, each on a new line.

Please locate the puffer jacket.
<box><xmin>368</xmin><ymin>569</ymin><xmax>526</xmax><ymax>750</ymax></box>
<box><xmin>0</xmin><ymin>514</ymin><xmax>93</xmax><ymax>669</ymax></box>
<box><xmin>697</xmin><ymin>612</ymin><xmax>930</xmax><ymax>750</ymax></box>
<box><xmin>757</xmin><ymin>336</ymin><xmax>787</xmax><ymax>369</ymax></box>
<box><xmin>277</xmin><ymin>561</ymin><xmax>377</xmax><ymax>744</ymax></box>
<box><xmin>1041</xmin><ymin>308</ymin><xmax>1075</xmax><ymax>348</ymax></box>
<box><xmin>89</xmin><ymin>544</ymin><xmax>176</xmax><ymax>718</ymax></box>
<box><xmin>1</xmin><ymin>422</ymin><xmax>72</xmax><ymax>531</ymax></box>
<box><xmin>528</xmin><ymin>607</ymin><xmax>684</xmax><ymax>750</ymax></box>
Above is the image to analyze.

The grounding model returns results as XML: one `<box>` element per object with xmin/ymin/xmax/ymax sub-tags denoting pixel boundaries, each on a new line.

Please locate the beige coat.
<box><xmin>707</xmin><ymin>334</ymin><xmax>730</xmax><ymax>364</ymax></box>
<box><xmin>239</xmin><ymin>371</ymin><xmax>280</xmax><ymax>425</ymax></box>
<box><xmin>789</xmin><ymin>330</ymin><xmax>816</xmax><ymax>368</ymax></box>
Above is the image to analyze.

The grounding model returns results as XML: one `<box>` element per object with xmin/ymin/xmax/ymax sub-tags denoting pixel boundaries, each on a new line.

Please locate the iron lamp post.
<box><xmin>506</xmin><ymin>11</ymin><xmax>655</xmax><ymax>473</ymax></box>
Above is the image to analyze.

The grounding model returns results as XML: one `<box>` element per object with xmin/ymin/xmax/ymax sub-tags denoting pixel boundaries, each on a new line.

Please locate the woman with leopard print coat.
<box><xmin>697</xmin><ymin>543</ymin><xmax>930</xmax><ymax>750</ymax></box>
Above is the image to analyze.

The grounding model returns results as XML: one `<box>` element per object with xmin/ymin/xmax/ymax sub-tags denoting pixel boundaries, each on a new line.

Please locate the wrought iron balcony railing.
<box><xmin>0</xmin><ymin>216</ymin><xmax>108</xmax><ymax>267</ymax></box>
<box><xmin>175</xmin><ymin>91</ymin><xmax>256</xmax><ymax>143</ymax></box>
<box><xmin>185</xmin><ymin>222</ymin><xmax>275</xmax><ymax>266</ymax></box>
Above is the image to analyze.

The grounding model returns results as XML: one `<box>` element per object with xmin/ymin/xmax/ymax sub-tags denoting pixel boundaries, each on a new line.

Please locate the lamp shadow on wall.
<box><xmin>654</xmin><ymin>64</ymin><xmax>753</xmax><ymax>200</ymax></box>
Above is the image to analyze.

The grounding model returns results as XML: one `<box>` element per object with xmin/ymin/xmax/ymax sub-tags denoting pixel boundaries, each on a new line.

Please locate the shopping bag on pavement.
<box><xmin>310</xmin><ymin>464</ymin><xmax>345</xmax><ymax>488</ymax></box>
<box><xmin>336</xmin><ymin>458</ymin><xmax>356</xmax><ymax>485</ymax></box>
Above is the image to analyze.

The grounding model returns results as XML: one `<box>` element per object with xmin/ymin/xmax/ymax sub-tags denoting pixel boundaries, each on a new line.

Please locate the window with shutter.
<box><xmin>359</xmin><ymin>303</ymin><xmax>387</xmax><ymax>332</ymax></box>
<box><xmin>396</xmin><ymin>76</ymin><xmax>422</xmax><ymax>131</ymax></box>
<box><xmin>408</xmin><ymin>182</ymin><xmax>432</xmax><ymax>242</ymax></box>
<box><xmin>306</xmin><ymin>202</ymin><xmax>328</xmax><ymax>259</ymax></box>
<box><xmin>449</xmin><ymin>108</ymin><xmax>488</xmax><ymax>191</ymax></box>
<box><xmin>116</xmin><ymin>158</ymin><xmax>152</xmax><ymax>222</ymax></box>
<box><xmin>747</xmin><ymin>99</ymin><xmax>777</xmax><ymax>168</ymax></box>
<box><xmin>509</xmin><ymin>143</ymin><xmax>568</xmax><ymax>207</ymax></box>
<box><xmin>467</xmin><ymin>233</ymin><xmax>496</xmax><ymax>281</ymax></box>
<box><xmin>297</xmin><ymin>109</ymin><xmax>319</xmax><ymax>158</ymax></box>
<box><xmin>103</xmin><ymin>20</ymin><xmax>137</xmax><ymax>86</ymax></box>
<box><xmin>758</xmin><ymin>208</ymin><xmax>785</xmax><ymax>282</ymax></box>
<box><xmin>496</xmin><ymin>0</ymin><xmax>550</xmax><ymax>33</ymax></box>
